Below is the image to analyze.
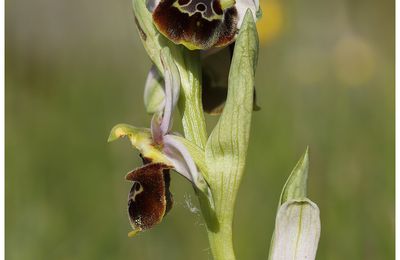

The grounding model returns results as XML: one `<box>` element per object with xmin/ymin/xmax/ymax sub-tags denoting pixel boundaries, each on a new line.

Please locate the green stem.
<box><xmin>207</xmin><ymin>221</ymin><xmax>236</xmax><ymax>260</ymax></box>
<box><xmin>174</xmin><ymin>49</ymin><xmax>236</xmax><ymax>260</ymax></box>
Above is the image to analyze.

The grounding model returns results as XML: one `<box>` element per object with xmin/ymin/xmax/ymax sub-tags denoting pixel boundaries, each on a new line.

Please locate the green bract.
<box><xmin>143</xmin><ymin>66</ymin><xmax>165</xmax><ymax>114</ymax></box>
<box><xmin>204</xmin><ymin>11</ymin><xmax>258</xmax><ymax>259</ymax></box>
<box><xmin>279</xmin><ymin>147</ymin><xmax>309</xmax><ymax>204</ymax></box>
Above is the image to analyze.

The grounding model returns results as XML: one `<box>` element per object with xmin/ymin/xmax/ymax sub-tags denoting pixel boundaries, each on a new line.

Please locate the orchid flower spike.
<box><xmin>108</xmin><ymin>47</ymin><xmax>210</xmax><ymax>236</ymax></box>
<box><xmin>149</xmin><ymin>0</ymin><xmax>261</xmax><ymax>49</ymax></box>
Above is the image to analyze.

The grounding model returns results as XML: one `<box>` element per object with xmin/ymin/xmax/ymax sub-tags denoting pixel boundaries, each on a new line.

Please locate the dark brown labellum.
<box><xmin>153</xmin><ymin>0</ymin><xmax>238</xmax><ymax>49</ymax></box>
<box><xmin>126</xmin><ymin>162</ymin><xmax>173</xmax><ymax>232</ymax></box>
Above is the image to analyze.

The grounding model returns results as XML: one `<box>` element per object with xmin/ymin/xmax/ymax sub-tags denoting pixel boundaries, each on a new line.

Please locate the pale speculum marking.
<box><xmin>174</xmin><ymin>0</ymin><xmax>223</xmax><ymax>20</ymax></box>
<box><xmin>130</xmin><ymin>181</ymin><xmax>144</xmax><ymax>202</ymax></box>
<box><xmin>196</xmin><ymin>3</ymin><xmax>206</xmax><ymax>12</ymax></box>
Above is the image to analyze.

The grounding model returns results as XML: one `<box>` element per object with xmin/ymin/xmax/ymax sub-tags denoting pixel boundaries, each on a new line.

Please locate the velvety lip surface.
<box><xmin>126</xmin><ymin>162</ymin><xmax>172</xmax><ymax>230</ymax></box>
<box><xmin>153</xmin><ymin>0</ymin><xmax>238</xmax><ymax>49</ymax></box>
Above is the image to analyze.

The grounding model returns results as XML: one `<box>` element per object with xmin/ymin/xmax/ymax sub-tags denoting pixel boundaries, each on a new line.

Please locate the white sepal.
<box><xmin>270</xmin><ymin>199</ymin><xmax>321</xmax><ymax>260</ymax></box>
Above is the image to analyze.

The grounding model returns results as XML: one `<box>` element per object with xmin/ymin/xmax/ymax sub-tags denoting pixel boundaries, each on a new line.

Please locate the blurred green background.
<box><xmin>6</xmin><ymin>0</ymin><xmax>394</xmax><ymax>259</ymax></box>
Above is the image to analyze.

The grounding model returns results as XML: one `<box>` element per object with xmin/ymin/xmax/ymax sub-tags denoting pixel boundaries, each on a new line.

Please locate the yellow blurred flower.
<box><xmin>333</xmin><ymin>34</ymin><xmax>376</xmax><ymax>87</ymax></box>
<box><xmin>257</xmin><ymin>0</ymin><xmax>283</xmax><ymax>44</ymax></box>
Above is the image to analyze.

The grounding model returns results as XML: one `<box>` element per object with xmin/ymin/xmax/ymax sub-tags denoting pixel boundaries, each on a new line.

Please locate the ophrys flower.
<box><xmin>109</xmin><ymin>48</ymin><xmax>210</xmax><ymax>235</ymax></box>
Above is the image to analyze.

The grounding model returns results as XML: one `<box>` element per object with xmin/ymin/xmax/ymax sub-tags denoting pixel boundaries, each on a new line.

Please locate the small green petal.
<box><xmin>144</xmin><ymin>66</ymin><xmax>165</xmax><ymax>114</ymax></box>
<box><xmin>108</xmin><ymin>124</ymin><xmax>151</xmax><ymax>144</ymax></box>
<box><xmin>108</xmin><ymin>124</ymin><xmax>170</xmax><ymax>165</ymax></box>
